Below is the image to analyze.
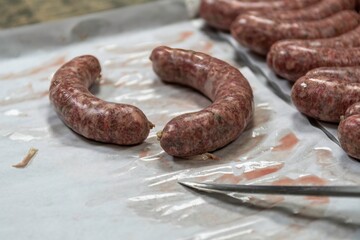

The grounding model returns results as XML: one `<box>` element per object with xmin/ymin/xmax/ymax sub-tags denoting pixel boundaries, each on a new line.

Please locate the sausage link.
<box><xmin>150</xmin><ymin>46</ymin><xmax>254</xmax><ymax>157</ymax></box>
<box><xmin>339</xmin><ymin>103</ymin><xmax>360</xmax><ymax>159</ymax></box>
<box><xmin>269</xmin><ymin>45</ymin><xmax>360</xmax><ymax>81</ymax></box>
<box><xmin>291</xmin><ymin>66</ymin><xmax>360</xmax><ymax>122</ymax></box>
<box><xmin>260</xmin><ymin>0</ymin><xmax>356</xmax><ymax>21</ymax></box>
<box><xmin>199</xmin><ymin>0</ymin><xmax>321</xmax><ymax>31</ymax></box>
<box><xmin>304</xmin><ymin>67</ymin><xmax>360</xmax><ymax>83</ymax></box>
<box><xmin>345</xmin><ymin>102</ymin><xmax>360</xmax><ymax>117</ymax></box>
<box><xmin>292</xmin><ymin>66</ymin><xmax>360</xmax><ymax>159</ymax></box>
<box><xmin>267</xmin><ymin>25</ymin><xmax>360</xmax><ymax>69</ymax></box>
<box><xmin>231</xmin><ymin>10</ymin><xmax>360</xmax><ymax>55</ymax></box>
<box><xmin>49</xmin><ymin>55</ymin><xmax>154</xmax><ymax>145</ymax></box>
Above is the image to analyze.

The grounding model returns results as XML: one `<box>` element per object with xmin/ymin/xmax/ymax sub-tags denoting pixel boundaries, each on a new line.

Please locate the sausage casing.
<box><xmin>269</xmin><ymin>44</ymin><xmax>360</xmax><ymax>81</ymax></box>
<box><xmin>199</xmin><ymin>0</ymin><xmax>321</xmax><ymax>31</ymax></box>
<box><xmin>291</xmin><ymin>66</ymin><xmax>360</xmax><ymax>160</ymax></box>
<box><xmin>339</xmin><ymin>102</ymin><xmax>360</xmax><ymax>159</ymax></box>
<box><xmin>260</xmin><ymin>0</ymin><xmax>356</xmax><ymax>21</ymax></box>
<box><xmin>49</xmin><ymin>55</ymin><xmax>153</xmax><ymax>145</ymax></box>
<box><xmin>291</xmin><ymin>66</ymin><xmax>360</xmax><ymax>122</ymax></box>
<box><xmin>268</xmin><ymin>25</ymin><xmax>360</xmax><ymax>70</ymax></box>
<box><xmin>231</xmin><ymin>10</ymin><xmax>360</xmax><ymax>55</ymax></box>
<box><xmin>150</xmin><ymin>46</ymin><xmax>254</xmax><ymax>157</ymax></box>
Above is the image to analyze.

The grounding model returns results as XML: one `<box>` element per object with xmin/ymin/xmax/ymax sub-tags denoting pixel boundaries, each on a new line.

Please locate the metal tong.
<box><xmin>179</xmin><ymin>181</ymin><xmax>360</xmax><ymax>197</ymax></box>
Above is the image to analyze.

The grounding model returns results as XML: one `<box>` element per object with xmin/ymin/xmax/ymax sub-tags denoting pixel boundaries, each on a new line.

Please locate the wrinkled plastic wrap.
<box><xmin>1</xmin><ymin>2</ymin><xmax>360</xmax><ymax>239</ymax></box>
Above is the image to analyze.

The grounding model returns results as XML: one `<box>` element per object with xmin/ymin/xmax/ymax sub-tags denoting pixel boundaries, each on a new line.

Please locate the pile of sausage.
<box><xmin>49</xmin><ymin>47</ymin><xmax>254</xmax><ymax>158</ymax></box>
<box><xmin>200</xmin><ymin>0</ymin><xmax>360</xmax><ymax>160</ymax></box>
<box><xmin>49</xmin><ymin>0</ymin><xmax>360</xmax><ymax>160</ymax></box>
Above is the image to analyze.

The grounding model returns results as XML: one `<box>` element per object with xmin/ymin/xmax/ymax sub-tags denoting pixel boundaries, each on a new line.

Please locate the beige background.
<box><xmin>0</xmin><ymin>0</ymin><xmax>155</xmax><ymax>28</ymax></box>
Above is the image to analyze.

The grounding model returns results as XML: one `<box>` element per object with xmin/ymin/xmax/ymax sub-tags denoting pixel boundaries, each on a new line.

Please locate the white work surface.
<box><xmin>1</xmin><ymin>3</ymin><xmax>360</xmax><ymax>239</ymax></box>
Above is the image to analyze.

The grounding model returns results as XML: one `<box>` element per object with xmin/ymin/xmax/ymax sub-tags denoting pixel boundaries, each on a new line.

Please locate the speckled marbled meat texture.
<box><xmin>303</xmin><ymin>67</ymin><xmax>360</xmax><ymax>83</ymax></box>
<box><xmin>259</xmin><ymin>0</ymin><xmax>356</xmax><ymax>21</ymax></box>
<box><xmin>199</xmin><ymin>0</ymin><xmax>321</xmax><ymax>31</ymax></box>
<box><xmin>267</xmin><ymin>25</ymin><xmax>360</xmax><ymax>70</ymax></box>
<box><xmin>339</xmin><ymin>101</ymin><xmax>360</xmax><ymax>160</ymax></box>
<box><xmin>150</xmin><ymin>46</ymin><xmax>254</xmax><ymax>157</ymax></box>
<box><xmin>231</xmin><ymin>10</ymin><xmax>360</xmax><ymax>56</ymax></box>
<box><xmin>269</xmin><ymin>45</ymin><xmax>360</xmax><ymax>81</ymax></box>
<box><xmin>292</xmin><ymin>66</ymin><xmax>360</xmax><ymax>122</ymax></box>
<box><xmin>49</xmin><ymin>55</ymin><xmax>153</xmax><ymax>145</ymax></box>
<box><xmin>291</xmin><ymin>66</ymin><xmax>360</xmax><ymax>159</ymax></box>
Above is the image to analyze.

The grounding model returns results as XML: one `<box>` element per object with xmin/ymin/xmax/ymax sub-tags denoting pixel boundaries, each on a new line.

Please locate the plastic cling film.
<box><xmin>1</xmin><ymin>19</ymin><xmax>360</xmax><ymax>240</ymax></box>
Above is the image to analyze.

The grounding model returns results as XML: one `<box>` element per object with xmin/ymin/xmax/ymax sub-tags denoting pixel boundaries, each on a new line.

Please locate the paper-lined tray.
<box><xmin>1</xmin><ymin>2</ymin><xmax>360</xmax><ymax>239</ymax></box>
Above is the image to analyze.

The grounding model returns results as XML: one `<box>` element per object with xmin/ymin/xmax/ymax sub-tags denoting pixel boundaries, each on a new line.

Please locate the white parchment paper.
<box><xmin>1</xmin><ymin>7</ymin><xmax>360</xmax><ymax>240</ymax></box>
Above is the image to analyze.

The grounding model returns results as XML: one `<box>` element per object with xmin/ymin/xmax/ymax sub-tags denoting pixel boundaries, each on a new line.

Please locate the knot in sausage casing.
<box><xmin>49</xmin><ymin>55</ymin><xmax>153</xmax><ymax>145</ymax></box>
<box><xmin>150</xmin><ymin>46</ymin><xmax>254</xmax><ymax>157</ymax></box>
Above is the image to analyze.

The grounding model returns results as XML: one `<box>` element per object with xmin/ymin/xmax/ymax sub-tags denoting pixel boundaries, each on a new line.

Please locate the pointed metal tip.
<box><xmin>178</xmin><ymin>180</ymin><xmax>195</xmax><ymax>188</ymax></box>
<box><xmin>178</xmin><ymin>181</ymin><xmax>209</xmax><ymax>190</ymax></box>
<box><xmin>178</xmin><ymin>181</ymin><xmax>225</xmax><ymax>194</ymax></box>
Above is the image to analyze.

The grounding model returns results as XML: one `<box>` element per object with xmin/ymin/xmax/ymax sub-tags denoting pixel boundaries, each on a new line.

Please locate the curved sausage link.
<box><xmin>150</xmin><ymin>46</ymin><xmax>254</xmax><ymax>157</ymax></box>
<box><xmin>291</xmin><ymin>66</ymin><xmax>360</xmax><ymax>122</ymax></box>
<box><xmin>260</xmin><ymin>0</ymin><xmax>356</xmax><ymax>21</ymax></box>
<box><xmin>199</xmin><ymin>0</ymin><xmax>321</xmax><ymax>31</ymax></box>
<box><xmin>339</xmin><ymin>102</ymin><xmax>360</xmax><ymax>160</ymax></box>
<box><xmin>49</xmin><ymin>55</ymin><xmax>154</xmax><ymax>145</ymax></box>
<box><xmin>267</xmin><ymin>25</ymin><xmax>360</xmax><ymax>69</ymax></box>
<box><xmin>231</xmin><ymin>10</ymin><xmax>360</xmax><ymax>56</ymax></box>
<box><xmin>269</xmin><ymin>45</ymin><xmax>360</xmax><ymax>81</ymax></box>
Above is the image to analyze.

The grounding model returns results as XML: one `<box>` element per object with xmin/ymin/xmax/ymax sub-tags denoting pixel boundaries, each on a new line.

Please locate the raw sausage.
<box><xmin>151</xmin><ymin>46</ymin><xmax>254</xmax><ymax>157</ymax></box>
<box><xmin>50</xmin><ymin>55</ymin><xmax>154</xmax><ymax>145</ymax></box>
<box><xmin>292</xmin><ymin>66</ymin><xmax>360</xmax><ymax>159</ymax></box>
<box><xmin>339</xmin><ymin>94</ymin><xmax>360</xmax><ymax>160</ymax></box>
<box><xmin>150</xmin><ymin>46</ymin><xmax>254</xmax><ymax>157</ymax></box>
<box><xmin>344</xmin><ymin>102</ymin><xmax>360</xmax><ymax>117</ymax></box>
<box><xmin>300</xmin><ymin>67</ymin><xmax>360</xmax><ymax>82</ymax></box>
<box><xmin>199</xmin><ymin>0</ymin><xmax>321</xmax><ymax>31</ymax></box>
<box><xmin>291</xmin><ymin>66</ymin><xmax>360</xmax><ymax>122</ymax></box>
<box><xmin>231</xmin><ymin>10</ymin><xmax>360</xmax><ymax>56</ymax></box>
<box><xmin>273</xmin><ymin>25</ymin><xmax>360</xmax><ymax>50</ymax></box>
<box><xmin>260</xmin><ymin>0</ymin><xmax>356</xmax><ymax>21</ymax></box>
<box><xmin>269</xmin><ymin>45</ymin><xmax>360</xmax><ymax>81</ymax></box>
<box><xmin>49</xmin><ymin>55</ymin><xmax>154</xmax><ymax>145</ymax></box>
<box><xmin>267</xmin><ymin>25</ymin><xmax>360</xmax><ymax>69</ymax></box>
<box><xmin>339</xmin><ymin>105</ymin><xmax>360</xmax><ymax>159</ymax></box>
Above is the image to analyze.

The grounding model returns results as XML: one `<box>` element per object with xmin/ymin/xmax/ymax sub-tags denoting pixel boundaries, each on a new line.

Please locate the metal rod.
<box><xmin>179</xmin><ymin>181</ymin><xmax>360</xmax><ymax>197</ymax></box>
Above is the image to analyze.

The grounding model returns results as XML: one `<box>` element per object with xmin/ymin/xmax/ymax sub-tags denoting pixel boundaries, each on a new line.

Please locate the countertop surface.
<box><xmin>0</xmin><ymin>0</ymin><xmax>156</xmax><ymax>28</ymax></box>
<box><xmin>2</xmin><ymin>1</ymin><xmax>360</xmax><ymax>239</ymax></box>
